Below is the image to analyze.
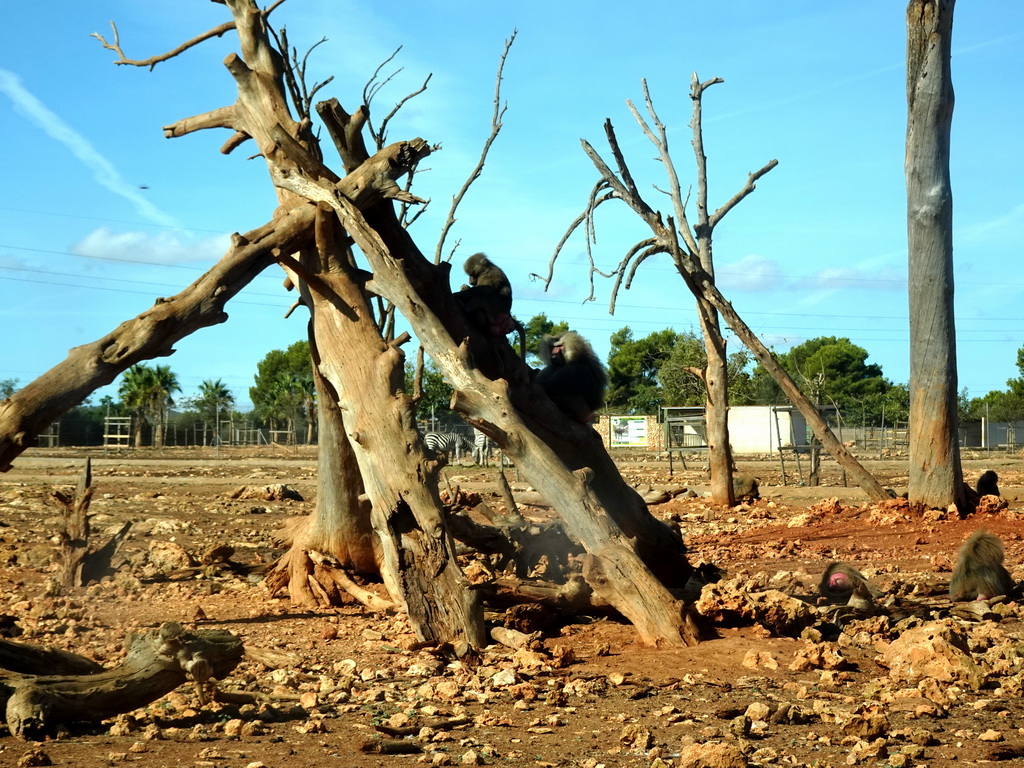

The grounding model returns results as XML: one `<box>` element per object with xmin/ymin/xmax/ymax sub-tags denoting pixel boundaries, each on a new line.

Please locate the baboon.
<box><xmin>537</xmin><ymin>331</ymin><xmax>607</xmax><ymax>423</ymax></box>
<box><xmin>819</xmin><ymin>562</ymin><xmax>881</xmax><ymax>601</ymax></box>
<box><xmin>976</xmin><ymin>470</ymin><xmax>1000</xmax><ymax>498</ymax></box>
<box><xmin>453</xmin><ymin>253</ymin><xmax>526</xmax><ymax>359</ymax></box>
<box><xmin>949</xmin><ymin>529</ymin><xmax>1017</xmax><ymax>601</ymax></box>
<box><xmin>732</xmin><ymin>474</ymin><xmax>760</xmax><ymax>502</ymax></box>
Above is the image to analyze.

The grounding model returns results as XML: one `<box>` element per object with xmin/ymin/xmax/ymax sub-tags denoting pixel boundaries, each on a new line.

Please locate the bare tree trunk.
<box><xmin>305</xmin><ymin>395</ymin><xmax>316</xmax><ymax>444</ymax></box>
<box><xmin>706</xmin><ymin>288</ymin><xmax>889</xmax><ymax>501</ymax></box>
<box><xmin>906</xmin><ymin>0</ymin><xmax>964</xmax><ymax>511</ymax></box>
<box><xmin>302</xmin><ymin>226</ymin><xmax>484</xmax><ymax>646</ymax></box>
<box><xmin>691</xmin><ymin>89</ymin><xmax>735</xmax><ymax>506</ymax></box>
<box><xmin>701</xmin><ymin>318</ymin><xmax>734</xmax><ymax>505</ymax></box>
<box><xmin>1</xmin><ymin>623</ymin><xmax>242</xmax><ymax>740</ymax></box>
<box><xmin>575</xmin><ymin>114</ymin><xmax>890</xmax><ymax>502</ymax></box>
<box><xmin>306</xmin><ymin>354</ymin><xmax>377</xmax><ymax>575</ymax></box>
<box><xmin>267</xmin><ymin>338</ymin><xmax>381</xmax><ymax>609</ymax></box>
<box><xmin>284</xmin><ymin>185</ymin><xmax>697</xmax><ymax>646</ymax></box>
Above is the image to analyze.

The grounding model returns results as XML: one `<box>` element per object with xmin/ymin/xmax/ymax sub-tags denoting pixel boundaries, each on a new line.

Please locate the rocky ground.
<box><xmin>1</xmin><ymin>445</ymin><xmax>1023</xmax><ymax>768</ymax></box>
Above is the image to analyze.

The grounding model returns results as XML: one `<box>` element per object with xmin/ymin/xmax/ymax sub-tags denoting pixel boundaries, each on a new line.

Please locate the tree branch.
<box><xmin>163</xmin><ymin>106</ymin><xmax>240</xmax><ymax>140</ymax></box>
<box><xmin>434</xmin><ymin>30</ymin><xmax>517</xmax><ymax>264</ymax></box>
<box><xmin>92</xmin><ymin>20</ymin><xmax>237</xmax><ymax>69</ymax></box>
<box><xmin>0</xmin><ymin>206</ymin><xmax>316</xmax><ymax>471</ymax></box>
<box><xmin>708</xmin><ymin>159</ymin><xmax>780</xmax><ymax>230</ymax></box>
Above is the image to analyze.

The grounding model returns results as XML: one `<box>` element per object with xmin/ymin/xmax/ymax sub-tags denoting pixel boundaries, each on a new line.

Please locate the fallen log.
<box><xmin>0</xmin><ymin>622</ymin><xmax>243</xmax><ymax>740</ymax></box>
<box><xmin>0</xmin><ymin>639</ymin><xmax>103</xmax><ymax>677</ymax></box>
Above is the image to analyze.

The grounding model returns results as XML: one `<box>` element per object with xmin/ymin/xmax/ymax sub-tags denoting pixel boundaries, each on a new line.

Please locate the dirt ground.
<box><xmin>2</xmin><ymin>446</ymin><xmax>1024</xmax><ymax>768</ymax></box>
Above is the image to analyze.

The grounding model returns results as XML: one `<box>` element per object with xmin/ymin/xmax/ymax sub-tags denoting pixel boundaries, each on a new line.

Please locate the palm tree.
<box><xmin>117</xmin><ymin>364</ymin><xmax>180</xmax><ymax>448</ymax></box>
<box><xmin>195</xmin><ymin>378</ymin><xmax>235</xmax><ymax>445</ymax></box>
<box><xmin>119</xmin><ymin>365</ymin><xmax>156</xmax><ymax>448</ymax></box>
<box><xmin>149</xmin><ymin>365</ymin><xmax>180</xmax><ymax>448</ymax></box>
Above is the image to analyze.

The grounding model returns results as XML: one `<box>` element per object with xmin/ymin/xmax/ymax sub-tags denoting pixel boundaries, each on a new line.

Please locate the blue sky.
<box><xmin>2</xmin><ymin>1</ymin><xmax>1022</xmax><ymax>412</ymax></box>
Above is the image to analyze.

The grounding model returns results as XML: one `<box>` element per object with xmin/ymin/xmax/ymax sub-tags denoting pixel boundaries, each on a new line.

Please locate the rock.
<box><xmin>16</xmin><ymin>747</ymin><xmax>52</xmax><ymax>767</ymax></box>
<box><xmin>839</xmin><ymin>706</ymin><xmax>889</xmax><ymax>740</ymax></box>
<box><xmin>790</xmin><ymin>641</ymin><xmax>848</xmax><ymax>672</ymax></box>
<box><xmin>228</xmin><ymin>484</ymin><xmax>304</xmax><ymax>502</ymax></box>
<box><xmin>880</xmin><ymin>620</ymin><xmax>984</xmax><ymax>689</ymax></box>
<box><xmin>147</xmin><ymin>541</ymin><xmax>196</xmax><ymax>572</ymax></box>
<box><xmin>619</xmin><ymin>723</ymin><xmax>653</xmax><ymax>750</ymax></box>
<box><xmin>742</xmin><ymin>651</ymin><xmax>778</xmax><ymax>670</ymax></box>
<box><xmin>695</xmin><ymin>584</ymin><xmax>816</xmax><ymax>636</ymax></box>
<box><xmin>677</xmin><ymin>742</ymin><xmax>748</xmax><ymax>768</ymax></box>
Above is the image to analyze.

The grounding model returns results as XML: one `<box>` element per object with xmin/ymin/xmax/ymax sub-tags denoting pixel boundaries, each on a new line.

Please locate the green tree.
<box><xmin>117</xmin><ymin>364</ymin><xmax>180</xmax><ymax>448</ymax></box>
<box><xmin>523</xmin><ymin>313</ymin><xmax>570</xmax><ymax>365</ymax></box>
<box><xmin>405</xmin><ymin>358</ymin><xmax>455</xmax><ymax>425</ymax></box>
<box><xmin>250</xmin><ymin>341</ymin><xmax>314</xmax><ymax>442</ymax></box>
<box><xmin>964</xmin><ymin>344</ymin><xmax>1024</xmax><ymax>421</ymax></box>
<box><xmin>149</xmin><ymin>365</ymin><xmax>180</xmax><ymax>448</ymax></box>
<box><xmin>605</xmin><ymin>327</ymin><xmax>677</xmax><ymax>414</ymax></box>
<box><xmin>745</xmin><ymin>337</ymin><xmax>894</xmax><ymax>424</ymax></box>
<box><xmin>659</xmin><ymin>329</ymin><xmax>754</xmax><ymax>406</ymax></box>
<box><xmin>0</xmin><ymin>379</ymin><xmax>18</xmax><ymax>399</ymax></box>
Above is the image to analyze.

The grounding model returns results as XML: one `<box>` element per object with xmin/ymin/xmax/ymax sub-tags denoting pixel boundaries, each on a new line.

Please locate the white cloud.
<box><xmin>72</xmin><ymin>227</ymin><xmax>230</xmax><ymax>265</ymax></box>
<box><xmin>802</xmin><ymin>265</ymin><xmax>906</xmax><ymax>292</ymax></box>
<box><xmin>0</xmin><ymin>68</ymin><xmax>179</xmax><ymax>229</ymax></box>
<box><xmin>717</xmin><ymin>254</ymin><xmax>784</xmax><ymax>292</ymax></box>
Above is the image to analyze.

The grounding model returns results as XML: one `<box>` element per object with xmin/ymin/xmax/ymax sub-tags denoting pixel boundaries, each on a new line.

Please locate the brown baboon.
<box><xmin>537</xmin><ymin>331</ymin><xmax>607</xmax><ymax>423</ymax></box>
<box><xmin>819</xmin><ymin>562</ymin><xmax>881</xmax><ymax>601</ymax></box>
<box><xmin>732</xmin><ymin>474</ymin><xmax>760</xmax><ymax>502</ymax></box>
<box><xmin>453</xmin><ymin>253</ymin><xmax>525</xmax><ymax>358</ymax></box>
<box><xmin>949</xmin><ymin>529</ymin><xmax>1017</xmax><ymax>601</ymax></box>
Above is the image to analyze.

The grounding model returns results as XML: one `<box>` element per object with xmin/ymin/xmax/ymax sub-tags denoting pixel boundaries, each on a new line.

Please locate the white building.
<box><xmin>727</xmin><ymin>405</ymin><xmax>809</xmax><ymax>454</ymax></box>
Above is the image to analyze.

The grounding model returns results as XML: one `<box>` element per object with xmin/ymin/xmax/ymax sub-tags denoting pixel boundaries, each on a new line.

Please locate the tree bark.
<box><xmin>301</xmin><ymin>233</ymin><xmax>484</xmax><ymax>646</ymax></box>
<box><xmin>699</xmin><ymin>283</ymin><xmax>890</xmax><ymax>501</ymax></box>
<box><xmin>906</xmin><ymin>0</ymin><xmax>964</xmax><ymax>511</ymax></box>
<box><xmin>690</xmin><ymin>83</ymin><xmax>736</xmax><ymax>506</ymax></box>
<box><xmin>306</xmin><ymin>348</ymin><xmax>378</xmax><ymax>575</ymax></box>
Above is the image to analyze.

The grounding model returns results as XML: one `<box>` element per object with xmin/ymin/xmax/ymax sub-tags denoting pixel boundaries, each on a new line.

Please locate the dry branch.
<box><xmin>435</xmin><ymin>29</ymin><xmax>517</xmax><ymax>263</ymax></box>
<box><xmin>559</xmin><ymin>76</ymin><xmax>889</xmax><ymax>503</ymax></box>
<box><xmin>0</xmin><ymin>623</ymin><xmax>243</xmax><ymax>740</ymax></box>
<box><xmin>0</xmin><ymin>206</ymin><xmax>315</xmax><ymax>472</ymax></box>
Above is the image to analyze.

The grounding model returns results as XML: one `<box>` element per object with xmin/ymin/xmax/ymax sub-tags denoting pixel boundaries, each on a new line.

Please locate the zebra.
<box><xmin>473</xmin><ymin>429</ymin><xmax>496</xmax><ymax>466</ymax></box>
<box><xmin>423</xmin><ymin>431</ymin><xmax>473</xmax><ymax>462</ymax></box>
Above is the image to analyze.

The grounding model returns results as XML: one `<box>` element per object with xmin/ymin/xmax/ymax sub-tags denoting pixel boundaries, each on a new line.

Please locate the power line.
<box><xmin>0</xmin><ymin>264</ymin><xmax>285</xmax><ymax>299</ymax></box>
<box><xmin>0</xmin><ymin>274</ymin><xmax>285</xmax><ymax>307</ymax></box>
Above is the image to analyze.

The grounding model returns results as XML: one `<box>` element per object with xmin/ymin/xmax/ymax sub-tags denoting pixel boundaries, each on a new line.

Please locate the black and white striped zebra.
<box><xmin>423</xmin><ymin>431</ymin><xmax>473</xmax><ymax>461</ymax></box>
<box><xmin>473</xmin><ymin>429</ymin><xmax>495</xmax><ymax>465</ymax></box>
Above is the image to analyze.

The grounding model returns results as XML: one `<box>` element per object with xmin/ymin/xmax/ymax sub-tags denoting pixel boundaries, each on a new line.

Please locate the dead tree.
<box><xmin>55</xmin><ymin>459</ymin><xmax>131</xmax><ymax>587</ymax></box>
<box><xmin>906</xmin><ymin>0</ymin><xmax>965</xmax><ymax>511</ymax></box>
<box><xmin>559</xmin><ymin>76</ymin><xmax>889</xmax><ymax>503</ymax></box>
<box><xmin>2</xmin><ymin>1</ymin><xmax>698</xmax><ymax>647</ymax></box>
